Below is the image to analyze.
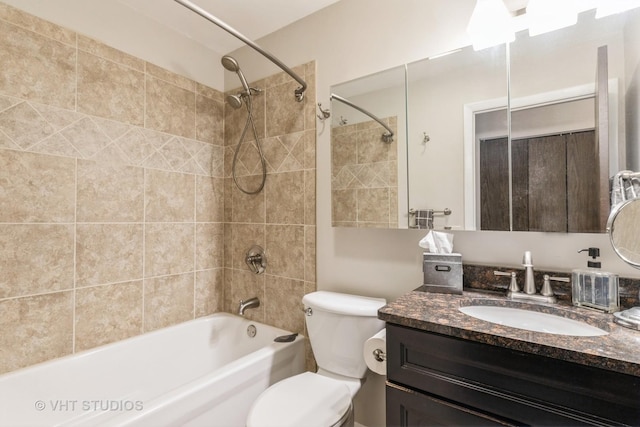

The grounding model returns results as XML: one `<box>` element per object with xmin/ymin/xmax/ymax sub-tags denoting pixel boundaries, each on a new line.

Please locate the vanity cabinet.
<box><xmin>385</xmin><ymin>323</ymin><xmax>640</xmax><ymax>426</ymax></box>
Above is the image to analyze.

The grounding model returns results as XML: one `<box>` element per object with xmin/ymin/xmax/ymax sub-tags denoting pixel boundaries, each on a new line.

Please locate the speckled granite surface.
<box><xmin>379</xmin><ymin>287</ymin><xmax>640</xmax><ymax>377</ymax></box>
<box><xmin>463</xmin><ymin>264</ymin><xmax>640</xmax><ymax>308</ymax></box>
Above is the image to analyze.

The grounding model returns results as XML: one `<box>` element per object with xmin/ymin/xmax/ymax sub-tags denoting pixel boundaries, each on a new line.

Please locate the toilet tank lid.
<box><xmin>302</xmin><ymin>291</ymin><xmax>386</xmax><ymax>316</ymax></box>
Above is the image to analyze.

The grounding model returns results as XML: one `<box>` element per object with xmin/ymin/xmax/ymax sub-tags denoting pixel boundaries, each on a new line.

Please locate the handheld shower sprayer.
<box><xmin>221</xmin><ymin>55</ymin><xmax>250</xmax><ymax>94</ymax></box>
<box><xmin>221</xmin><ymin>54</ymin><xmax>267</xmax><ymax>194</ymax></box>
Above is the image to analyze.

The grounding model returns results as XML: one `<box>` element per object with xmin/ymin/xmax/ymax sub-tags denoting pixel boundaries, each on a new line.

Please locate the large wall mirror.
<box><xmin>330</xmin><ymin>6</ymin><xmax>640</xmax><ymax>232</ymax></box>
<box><xmin>330</xmin><ymin>65</ymin><xmax>407</xmax><ymax>228</ymax></box>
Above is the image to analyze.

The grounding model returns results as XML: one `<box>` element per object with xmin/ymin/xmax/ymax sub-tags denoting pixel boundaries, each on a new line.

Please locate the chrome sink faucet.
<box><xmin>522</xmin><ymin>251</ymin><xmax>536</xmax><ymax>295</ymax></box>
<box><xmin>238</xmin><ymin>297</ymin><xmax>260</xmax><ymax>315</ymax></box>
<box><xmin>494</xmin><ymin>251</ymin><xmax>558</xmax><ymax>304</ymax></box>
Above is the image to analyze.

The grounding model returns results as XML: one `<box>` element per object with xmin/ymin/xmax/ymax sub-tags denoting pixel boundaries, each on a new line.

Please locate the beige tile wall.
<box><xmin>0</xmin><ymin>3</ymin><xmax>317</xmax><ymax>376</ymax></box>
<box><xmin>0</xmin><ymin>3</ymin><xmax>226</xmax><ymax>374</ymax></box>
<box><xmin>331</xmin><ymin>117</ymin><xmax>398</xmax><ymax>228</ymax></box>
<box><xmin>223</xmin><ymin>63</ymin><xmax>317</xmax><ymax>345</ymax></box>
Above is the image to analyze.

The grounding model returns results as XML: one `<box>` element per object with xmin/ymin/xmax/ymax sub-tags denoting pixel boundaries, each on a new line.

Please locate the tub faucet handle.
<box><xmin>245</xmin><ymin>245</ymin><xmax>266</xmax><ymax>274</ymax></box>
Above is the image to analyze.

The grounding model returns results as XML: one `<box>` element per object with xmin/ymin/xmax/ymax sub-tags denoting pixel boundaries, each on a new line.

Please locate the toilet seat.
<box><xmin>246</xmin><ymin>372</ymin><xmax>352</xmax><ymax>427</ymax></box>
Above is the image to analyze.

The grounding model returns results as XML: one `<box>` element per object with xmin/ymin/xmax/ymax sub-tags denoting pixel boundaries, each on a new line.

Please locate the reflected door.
<box><xmin>480</xmin><ymin>130</ymin><xmax>599</xmax><ymax>232</ymax></box>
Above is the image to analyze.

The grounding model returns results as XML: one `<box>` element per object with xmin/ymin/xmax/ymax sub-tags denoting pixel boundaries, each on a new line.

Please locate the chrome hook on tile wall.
<box><xmin>245</xmin><ymin>245</ymin><xmax>267</xmax><ymax>274</ymax></box>
<box><xmin>316</xmin><ymin>102</ymin><xmax>331</xmax><ymax>121</ymax></box>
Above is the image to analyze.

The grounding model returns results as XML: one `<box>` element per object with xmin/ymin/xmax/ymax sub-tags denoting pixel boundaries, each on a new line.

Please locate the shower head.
<box><xmin>221</xmin><ymin>55</ymin><xmax>240</xmax><ymax>72</ymax></box>
<box><xmin>221</xmin><ymin>55</ymin><xmax>250</xmax><ymax>94</ymax></box>
<box><xmin>226</xmin><ymin>94</ymin><xmax>243</xmax><ymax>110</ymax></box>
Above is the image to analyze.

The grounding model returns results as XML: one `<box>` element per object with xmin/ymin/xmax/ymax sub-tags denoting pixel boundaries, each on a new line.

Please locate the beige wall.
<box><xmin>0</xmin><ymin>4</ymin><xmax>316</xmax><ymax>375</ymax></box>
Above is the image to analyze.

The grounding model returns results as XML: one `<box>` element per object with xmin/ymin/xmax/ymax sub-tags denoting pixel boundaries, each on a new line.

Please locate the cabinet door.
<box><xmin>386</xmin><ymin>383</ymin><xmax>514</xmax><ymax>427</ymax></box>
<box><xmin>386</xmin><ymin>324</ymin><xmax>640</xmax><ymax>426</ymax></box>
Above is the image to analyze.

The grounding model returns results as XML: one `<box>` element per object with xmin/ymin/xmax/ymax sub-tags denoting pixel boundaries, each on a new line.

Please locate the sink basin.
<box><xmin>459</xmin><ymin>305</ymin><xmax>608</xmax><ymax>336</ymax></box>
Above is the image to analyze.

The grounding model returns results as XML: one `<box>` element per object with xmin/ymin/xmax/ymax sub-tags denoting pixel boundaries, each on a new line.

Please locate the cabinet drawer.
<box><xmin>386</xmin><ymin>382</ymin><xmax>514</xmax><ymax>427</ymax></box>
<box><xmin>386</xmin><ymin>323</ymin><xmax>640</xmax><ymax>426</ymax></box>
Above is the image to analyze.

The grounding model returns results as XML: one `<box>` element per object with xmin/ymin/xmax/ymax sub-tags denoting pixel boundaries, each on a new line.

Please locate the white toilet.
<box><xmin>246</xmin><ymin>291</ymin><xmax>386</xmax><ymax>427</ymax></box>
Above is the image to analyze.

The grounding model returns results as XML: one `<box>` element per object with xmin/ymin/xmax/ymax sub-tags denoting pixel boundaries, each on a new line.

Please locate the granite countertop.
<box><xmin>378</xmin><ymin>286</ymin><xmax>640</xmax><ymax>377</ymax></box>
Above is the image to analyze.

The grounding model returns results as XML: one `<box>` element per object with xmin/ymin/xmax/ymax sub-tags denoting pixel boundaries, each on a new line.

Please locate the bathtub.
<box><xmin>0</xmin><ymin>313</ymin><xmax>305</xmax><ymax>427</ymax></box>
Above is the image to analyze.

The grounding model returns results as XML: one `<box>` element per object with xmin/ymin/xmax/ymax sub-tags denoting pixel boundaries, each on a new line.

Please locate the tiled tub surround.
<box><xmin>222</xmin><ymin>62</ymin><xmax>318</xmax><ymax>368</ymax></box>
<box><xmin>0</xmin><ymin>4</ymin><xmax>225</xmax><ymax>375</ymax></box>
<box><xmin>0</xmin><ymin>3</ymin><xmax>317</xmax><ymax>375</ymax></box>
<box><xmin>331</xmin><ymin>117</ymin><xmax>398</xmax><ymax>228</ymax></box>
<box><xmin>379</xmin><ymin>288</ymin><xmax>640</xmax><ymax>378</ymax></box>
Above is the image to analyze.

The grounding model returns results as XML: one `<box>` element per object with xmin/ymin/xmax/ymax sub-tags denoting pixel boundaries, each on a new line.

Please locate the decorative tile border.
<box><xmin>0</xmin><ymin>96</ymin><xmax>223</xmax><ymax>177</ymax></box>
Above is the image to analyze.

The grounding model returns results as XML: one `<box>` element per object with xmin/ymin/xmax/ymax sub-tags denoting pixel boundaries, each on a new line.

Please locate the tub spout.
<box><xmin>238</xmin><ymin>297</ymin><xmax>260</xmax><ymax>315</ymax></box>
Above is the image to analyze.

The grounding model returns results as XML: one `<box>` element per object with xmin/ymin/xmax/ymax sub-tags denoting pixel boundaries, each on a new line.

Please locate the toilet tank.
<box><xmin>302</xmin><ymin>291</ymin><xmax>386</xmax><ymax>379</ymax></box>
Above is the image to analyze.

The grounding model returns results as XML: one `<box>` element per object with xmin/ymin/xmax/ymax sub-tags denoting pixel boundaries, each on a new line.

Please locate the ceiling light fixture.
<box><xmin>527</xmin><ymin>0</ymin><xmax>578</xmax><ymax>36</ymax></box>
<box><xmin>467</xmin><ymin>0</ymin><xmax>515</xmax><ymax>51</ymax></box>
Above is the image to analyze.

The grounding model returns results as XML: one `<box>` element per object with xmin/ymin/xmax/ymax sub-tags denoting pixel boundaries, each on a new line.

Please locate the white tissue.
<box><xmin>418</xmin><ymin>230</ymin><xmax>454</xmax><ymax>253</ymax></box>
<box><xmin>363</xmin><ymin>328</ymin><xmax>387</xmax><ymax>375</ymax></box>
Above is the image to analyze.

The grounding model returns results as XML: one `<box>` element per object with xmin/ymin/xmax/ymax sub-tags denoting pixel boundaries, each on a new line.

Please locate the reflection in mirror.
<box><xmin>504</xmin><ymin>8</ymin><xmax>640</xmax><ymax>233</ymax></box>
<box><xmin>329</xmin><ymin>6</ymin><xmax>640</xmax><ymax>231</ymax></box>
<box><xmin>330</xmin><ymin>66</ymin><xmax>407</xmax><ymax>228</ymax></box>
<box><xmin>407</xmin><ymin>44</ymin><xmax>508</xmax><ymax>230</ymax></box>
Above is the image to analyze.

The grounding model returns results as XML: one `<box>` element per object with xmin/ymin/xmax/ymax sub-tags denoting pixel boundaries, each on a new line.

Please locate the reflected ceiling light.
<box><xmin>527</xmin><ymin>0</ymin><xmax>578</xmax><ymax>36</ymax></box>
<box><xmin>467</xmin><ymin>0</ymin><xmax>515</xmax><ymax>51</ymax></box>
<box><xmin>595</xmin><ymin>0</ymin><xmax>640</xmax><ymax>18</ymax></box>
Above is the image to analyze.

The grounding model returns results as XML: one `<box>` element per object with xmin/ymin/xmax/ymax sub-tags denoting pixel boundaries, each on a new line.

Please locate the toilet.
<box><xmin>246</xmin><ymin>291</ymin><xmax>386</xmax><ymax>427</ymax></box>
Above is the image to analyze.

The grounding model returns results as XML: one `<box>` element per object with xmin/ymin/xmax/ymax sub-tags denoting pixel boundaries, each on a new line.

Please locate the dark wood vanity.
<box><xmin>380</xmin><ymin>288</ymin><xmax>640</xmax><ymax>426</ymax></box>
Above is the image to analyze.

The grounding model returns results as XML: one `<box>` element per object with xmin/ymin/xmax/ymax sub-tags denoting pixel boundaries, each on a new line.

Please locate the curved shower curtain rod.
<box><xmin>173</xmin><ymin>0</ymin><xmax>307</xmax><ymax>102</ymax></box>
<box><xmin>330</xmin><ymin>93</ymin><xmax>394</xmax><ymax>143</ymax></box>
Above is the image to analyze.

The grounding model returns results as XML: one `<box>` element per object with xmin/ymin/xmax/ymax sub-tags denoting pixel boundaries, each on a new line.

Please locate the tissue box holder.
<box><xmin>422</xmin><ymin>253</ymin><xmax>462</xmax><ymax>294</ymax></box>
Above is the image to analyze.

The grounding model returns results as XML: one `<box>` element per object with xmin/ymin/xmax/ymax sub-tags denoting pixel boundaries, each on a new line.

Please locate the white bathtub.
<box><xmin>0</xmin><ymin>313</ymin><xmax>305</xmax><ymax>427</ymax></box>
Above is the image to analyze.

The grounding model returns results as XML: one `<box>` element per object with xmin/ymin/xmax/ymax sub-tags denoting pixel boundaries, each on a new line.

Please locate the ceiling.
<box><xmin>1</xmin><ymin>0</ymin><xmax>342</xmax><ymax>56</ymax></box>
<box><xmin>115</xmin><ymin>0</ymin><xmax>342</xmax><ymax>55</ymax></box>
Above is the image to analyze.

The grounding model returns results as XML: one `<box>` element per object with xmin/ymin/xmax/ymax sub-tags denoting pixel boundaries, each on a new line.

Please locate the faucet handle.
<box><xmin>494</xmin><ymin>270</ymin><xmax>519</xmax><ymax>293</ymax></box>
<box><xmin>245</xmin><ymin>245</ymin><xmax>266</xmax><ymax>274</ymax></box>
<box><xmin>541</xmin><ymin>275</ymin><xmax>553</xmax><ymax>297</ymax></box>
<box><xmin>541</xmin><ymin>275</ymin><xmax>569</xmax><ymax>297</ymax></box>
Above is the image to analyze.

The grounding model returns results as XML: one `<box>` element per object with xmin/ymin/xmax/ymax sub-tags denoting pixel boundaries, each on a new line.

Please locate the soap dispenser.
<box><xmin>571</xmin><ymin>247</ymin><xmax>619</xmax><ymax>313</ymax></box>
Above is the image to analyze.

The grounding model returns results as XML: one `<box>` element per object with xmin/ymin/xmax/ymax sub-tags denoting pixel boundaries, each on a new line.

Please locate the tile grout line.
<box><xmin>0</xmin><ymin>267</ymin><xmax>225</xmax><ymax>304</ymax></box>
<box><xmin>74</xmin><ymin>33</ymin><xmax>78</xmax><ymax>113</ymax></box>
<box><xmin>143</xmin><ymin>62</ymin><xmax>147</xmax><ymax>130</ymax></box>
<box><xmin>72</xmin><ymin>157</ymin><xmax>78</xmax><ymax>354</ymax></box>
<box><xmin>141</xmin><ymin>168</ymin><xmax>146</xmax><ymax>333</ymax></box>
<box><xmin>193</xmin><ymin>174</ymin><xmax>197</xmax><ymax>319</ymax></box>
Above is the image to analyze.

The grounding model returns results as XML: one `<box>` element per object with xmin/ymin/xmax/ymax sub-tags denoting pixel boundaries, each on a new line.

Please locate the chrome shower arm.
<box><xmin>173</xmin><ymin>0</ymin><xmax>307</xmax><ymax>102</ymax></box>
<box><xmin>329</xmin><ymin>93</ymin><xmax>394</xmax><ymax>143</ymax></box>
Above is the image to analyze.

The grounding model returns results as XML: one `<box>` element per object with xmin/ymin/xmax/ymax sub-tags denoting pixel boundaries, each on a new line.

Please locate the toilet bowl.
<box><xmin>246</xmin><ymin>291</ymin><xmax>386</xmax><ymax>427</ymax></box>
